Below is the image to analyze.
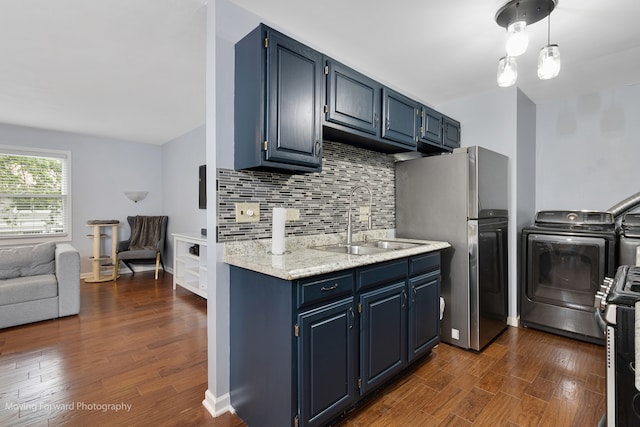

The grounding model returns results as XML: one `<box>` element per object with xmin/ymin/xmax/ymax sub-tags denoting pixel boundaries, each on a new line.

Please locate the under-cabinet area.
<box><xmin>173</xmin><ymin>233</ymin><xmax>207</xmax><ymax>298</ymax></box>
<box><xmin>228</xmin><ymin>248</ymin><xmax>442</xmax><ymax>427</ymax></box>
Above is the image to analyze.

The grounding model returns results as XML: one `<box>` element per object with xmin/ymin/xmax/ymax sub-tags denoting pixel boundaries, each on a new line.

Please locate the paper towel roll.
<box><xmin>272</xmin><ymin>208</ymin><xmax>286</xmax><ymax>255</ymax></box>
<box><xmin>636</xmin><ymin>246</ymin><xmax>640</xmax><ymax>266</ymax></box>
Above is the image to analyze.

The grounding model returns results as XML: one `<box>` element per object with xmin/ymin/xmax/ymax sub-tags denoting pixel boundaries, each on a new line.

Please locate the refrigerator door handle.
<box><xmin>468</xmin><ymin>220</ymin><xmax>480</xmax><ymax>350</ymax></box>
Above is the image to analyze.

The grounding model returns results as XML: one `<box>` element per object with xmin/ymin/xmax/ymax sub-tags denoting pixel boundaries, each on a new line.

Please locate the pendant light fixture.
<box><xmin>538</xmin><ymin>12</ymin><xmax>561</xmax><ymax>79</ymax></box>
<box><xmin>495</xmin><ymin>0</ymin><xmax>559</xmax><ymax>87</ymax></box>
<box><xmin>497</xmin><ymin>56</ymin><xmax>518</xmax><ymax>87</ymax></box>
<box><xmin>506</xmin><ymin>20</ymin><xmax>528</xmax><ymax>56</ymax></box>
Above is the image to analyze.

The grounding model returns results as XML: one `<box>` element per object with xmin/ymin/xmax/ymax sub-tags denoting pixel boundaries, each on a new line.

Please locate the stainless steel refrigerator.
<box><xmin>396</xmin><ymin>146</ymin><xmax>509</xmax><ymax>350</ymax></box>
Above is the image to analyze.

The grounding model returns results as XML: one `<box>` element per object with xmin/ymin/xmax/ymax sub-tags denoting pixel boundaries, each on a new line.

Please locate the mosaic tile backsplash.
<box><xmin>217</xmin><ymin>140</ymin><xmax>396</xmax><ymax>242</ymax></box>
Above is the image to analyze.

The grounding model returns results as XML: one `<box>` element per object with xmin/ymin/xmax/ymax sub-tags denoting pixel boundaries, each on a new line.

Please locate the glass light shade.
<box><xmin>497</xmin><ymin>56</ymin><xmax>517</xmax><ymax>87</ymax></box>
<box><xmin>124</xmin><ymin>191</ymin><xmax>149</xmax><ymax>203</ymax></box>
<box><xmin>538</xmin><ymin>44</ymin><xmax>561</xmax><ymax>80</ymax></box>
<box><xmin>505</xmin><ymin>21</ymin><xmax>528</xmax><ymax>57</ymax></box>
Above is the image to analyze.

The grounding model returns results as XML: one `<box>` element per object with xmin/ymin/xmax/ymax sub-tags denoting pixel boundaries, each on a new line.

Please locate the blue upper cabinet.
<box><xmin>235</xmin><ymin>24</ymin><xmax>461</xmax><ymax>168</ymax></box>
<box><xmin>443</xmin><ymin>115</ymin><xmax>461</xmax><ymax>149</ymax></box>
<box><xmin>324</xmin><ymin>59</ymin><xmax>416</xmax><ymax>153</ymax></box>
<box><xmin>415</xmin><ymin>105</ymin><xmax>462</xmax><ymax>154</ymax></box>
<box><xmin>325</xmin><ymin>60</ymin><xmax>381</xmax><ymax>137</ymax></box>
<box><xmin>417</xmin><ymin>104</ymin><xmax>443</xmax><ymax>145</ymax></box>
<box><xmin>381</xmin><ymin>88</ymin><xmax>418</xmax><ymax>149</ymax></box>
<box><xmin>235</xmin><ymin>25</ymin><xmax>323</xmax><ymax>173</ymax></box>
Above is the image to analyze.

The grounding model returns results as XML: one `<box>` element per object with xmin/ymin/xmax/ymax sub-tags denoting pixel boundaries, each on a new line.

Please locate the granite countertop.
<box><xmin>223</xmin><ymin>230</ymin><xmax>450</xmax><ymax>281</ymax></box>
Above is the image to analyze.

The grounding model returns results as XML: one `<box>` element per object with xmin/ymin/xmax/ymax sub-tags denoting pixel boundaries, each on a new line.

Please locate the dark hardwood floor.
<box><xmin>0</xmin><ymin>272</ymin><xmax>605</xmax><ymax>426</ymax></box>
<box><xmin>335</xmin><ymin>327</ymin><xmax>605</xmax><ymax>427</ymax></box>
<box><xmin>0</xmin><ymin>272</ymin><xmax>241</xmax><ymax>427</ymax></box>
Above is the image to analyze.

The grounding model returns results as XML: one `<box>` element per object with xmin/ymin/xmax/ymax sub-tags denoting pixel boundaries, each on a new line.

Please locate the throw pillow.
<box><xmin>0</xmin><ymin>242</ymin><xmax>56</xmax><ymax>280</ymax></box>
<box><xmin>27</xmin><ymin>242</ymin><xmax>56</xmax><ymax>276</ymax></box>
<box><xmin>0</xmin><ymin>247</ymin><xmax>23</xmax><ymax>280</ymax></box>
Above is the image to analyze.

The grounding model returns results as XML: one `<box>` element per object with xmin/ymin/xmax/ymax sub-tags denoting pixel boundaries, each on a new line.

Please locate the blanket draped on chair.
<box><xmin>129</xmin><ymin>216</ymin><xmax>166</xmax><ymax>250</ymax></box>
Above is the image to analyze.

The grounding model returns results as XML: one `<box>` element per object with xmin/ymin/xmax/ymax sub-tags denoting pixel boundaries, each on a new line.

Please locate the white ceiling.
<box><xmin>1</xmin><ymin>0</ymin><xmax>639</xmax><ymax>144</ymax></box>
<box><xmin>0</xmin><ymin>0</ymin><xmax>206</xmax><ymax>144</ymax></box>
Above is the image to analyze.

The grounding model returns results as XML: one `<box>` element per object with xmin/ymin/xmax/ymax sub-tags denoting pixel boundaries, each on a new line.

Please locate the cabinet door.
<box><xmin>298</xmin><ymin>298</ymin><xmax>356</xmax><ymax>427</ymax></box>
<box><xmin>408</xmin><ymin>271</ymin><xmax>440</xmax><ymax>362</ymax></box>
<box><xmin>359</xmin><ymin>281</ymin><xmax>407</xmax><ymax>395</ymax></box>
<box><xmin>381</xmin><ymin>88</ymin><xmax>417</xmax><ymax>148</ymax></box>
<box><xmin>266</xmin><ymin>29</ymin><xmax>323</xmax><ymax>168</ymax></box>
<box><xmin>443</xmin><ymin>115</ymin><xmax>461</xmax><ymax>149</ymax></box>
<box><xmin>417</xmin><ymin>105</ymin><xmax>443</xmax><ymax>145</ymax></box>
<box><xmin>325</xmin><ymin>60</ymin><xmax>381</xmax><ymax>136</ymax></box>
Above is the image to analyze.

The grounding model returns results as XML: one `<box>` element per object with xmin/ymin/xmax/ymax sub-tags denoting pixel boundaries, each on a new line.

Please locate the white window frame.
<box><xmin>0</xmin><ymin>145</ymin><xmax>72</xmax><ymax>246</ymax></box>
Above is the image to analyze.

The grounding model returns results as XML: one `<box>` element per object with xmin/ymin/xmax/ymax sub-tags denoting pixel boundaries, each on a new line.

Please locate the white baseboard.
<box><xmin>81</xmin><ymin>265</ymin><xmax>172</xmax><ymax>280</ymax></box>
<box><xmin>507</xmin><ymin>316</ymin><xmax>520</xmax><ymax>327</ymax></box>
<box><xmin>203</xmin><ymin>390</ymin><xmax>233</xmax><ymax>418</ymax></box>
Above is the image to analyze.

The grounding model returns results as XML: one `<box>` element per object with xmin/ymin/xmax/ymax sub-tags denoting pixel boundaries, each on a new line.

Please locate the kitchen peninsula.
<box><xmin>225</xmin><ymin>231</ymin><xmax>449</xmax><ymax>427</ymax></box>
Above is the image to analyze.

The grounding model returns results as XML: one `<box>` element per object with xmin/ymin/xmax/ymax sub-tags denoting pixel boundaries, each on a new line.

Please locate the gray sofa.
<box><xmin>0</xmin><ymin>242</ymin><xmax>80</xmax><ymax>329</ymax></box>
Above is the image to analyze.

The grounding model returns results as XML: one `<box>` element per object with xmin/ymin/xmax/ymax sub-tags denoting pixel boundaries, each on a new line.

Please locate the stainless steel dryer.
<box><xmin>520</xmin><ymin>210</ymin><xmax>617</xmax><ymax>344</ymax></box>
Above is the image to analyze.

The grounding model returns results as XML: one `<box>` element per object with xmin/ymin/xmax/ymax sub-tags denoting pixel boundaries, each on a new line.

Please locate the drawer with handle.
<box><xmin>298</xmin><ymin>271</ymin><xmax>354</xmax><ymax>308</ymax></box>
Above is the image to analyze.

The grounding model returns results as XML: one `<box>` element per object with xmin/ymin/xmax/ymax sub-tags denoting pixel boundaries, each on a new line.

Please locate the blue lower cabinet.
<box><xmin>298</xmin><ymin>298</ymin><xmax>357</xmax><ymax>427</ymax></box>
<box><xmin>359</xmin><ymin>281</ymin><xmax>408</xmax><ymax>395</ymax></box>
<box><xmin>409</xmin><ymin>271</ymin><xmax>441</xmax><ymax>362</ymax></box>
<box><xmin>229</xmin><ymin>252</ymin><xmax>441</xmax><ymax>427</ymax></box>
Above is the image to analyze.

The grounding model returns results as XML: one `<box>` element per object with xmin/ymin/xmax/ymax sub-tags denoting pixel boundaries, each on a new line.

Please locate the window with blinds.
<box><xmin>0</xmin><ymin>146</ymin><xmax>71</xmax><ymax>239</ymax></box>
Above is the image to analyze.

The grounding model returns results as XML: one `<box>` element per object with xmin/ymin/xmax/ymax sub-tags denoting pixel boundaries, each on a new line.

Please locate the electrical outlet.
<box><xmin>359</xmin><ymin>206</ymin><xmax>370</xmax><ymax>222</ymax></box>
<box><xmin>285</xmin><ymin>208</ymin><xmax>300</xmax><ymax>221</ymax></box>
<box><xmin>451</xmin><ymin>328</ymin><xmax>460</xmax><ymax>340</ymax></box>
<box><xmin>235</xmin><ymin>203</ymin><xmax>260</xmax><ymax>223</ymax></box>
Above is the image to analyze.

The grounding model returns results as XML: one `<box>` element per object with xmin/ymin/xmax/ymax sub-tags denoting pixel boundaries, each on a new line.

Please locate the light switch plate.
<box><xmin>285</xmin><ymin>208</ymin><xmax>300</xmax><ymax>221</ymax></box>
<box><xmin>235</xmin><ymin>203</ymin><xmax>260</xmax><ymax>223</ymax></box>
<box><xmin>359</xmin><ymin>206</ymin><xmax>370</xmax><ymax>222</ymax></box>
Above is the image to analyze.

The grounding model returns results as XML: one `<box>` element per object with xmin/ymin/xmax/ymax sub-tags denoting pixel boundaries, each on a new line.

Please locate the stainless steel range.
<box><xmin>619</xmin><ymin>213</ymin><xmax>640</xmax><ymax>266</ymax></box>
<box><xmin>596</xmin><ymin>265</ymin><xmax>640</xmax><ymax>427</ymax></box>
<box><xmin>520</xmin><ymin>210</ymin><xmax>617</xmax><ymax>344</ymax></box>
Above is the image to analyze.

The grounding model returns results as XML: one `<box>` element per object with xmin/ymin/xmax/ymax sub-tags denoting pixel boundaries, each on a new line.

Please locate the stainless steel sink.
<box><xmin>364</xmin><ymin>240</ymin><xmax>422</xmax><ymax>250</ymax></box>
<box><xmin>312</xmin><ymin>244</ymin><xmax>388</xmax><ymax>255</ymax></box>
<box><xmin>312</xmin><ymin>240</ymin><xmax>422</xmax><ymax>255</ymax></box>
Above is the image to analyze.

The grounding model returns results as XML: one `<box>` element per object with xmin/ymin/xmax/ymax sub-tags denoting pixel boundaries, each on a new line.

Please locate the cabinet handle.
<box><xmin>385</xmin><ymin>118</ymin><xmax>390</xmax><ymax>130</ymax></box>
<box><xmin>373</xmin><ymin>113</ymin><xmax>379</xmax><ymax>128</ymax></box>
<box><xmin>349</xmin><ymin>307</ymin><xmax>355</xmax><ymax>329</ymax></box>
<box><xmin>401</xmin><ymin>290</ymin><xmax>407</xmax><ymax>308</ymax></box>
<box><xmin>412</xmin><ymin>287</ymin><xmax>417</xmax><ymax>303</ymax></box>
<box><xmin>320</xmin><ymin>283</ymin><xmax>339</xmax><ymax>292</ymax></box>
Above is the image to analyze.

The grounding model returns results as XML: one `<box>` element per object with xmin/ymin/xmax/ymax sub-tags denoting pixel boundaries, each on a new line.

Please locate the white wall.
<box><xmin>204</xmin><ymin>0</ymin><xmax>262</xmax><ymax>417</ymax></box>
<box><xmin>516</xmin><ymin>90</ymin><xmax>537</xmax><ymax>233</ymax></box>
<box><xmin>161</xmin><ymin>125</ymin><xmax>207</xmax><ymax>267</ymax></box>
<box><xmin>0</xmin><ymin>122</ymin><xmax>163</xmax><ymax>274</ymax></box>
<box><xmin>536</xmin><ymin>83</ymin><xmax>640</xmax><ymax>211</ymax></box>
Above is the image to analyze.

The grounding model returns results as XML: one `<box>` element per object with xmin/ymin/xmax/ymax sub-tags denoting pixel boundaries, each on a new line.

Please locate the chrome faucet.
<box><xmin>347</xmin><ymin>185</ymin><xmax>373</xmax><ymax>245</ymax></box>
